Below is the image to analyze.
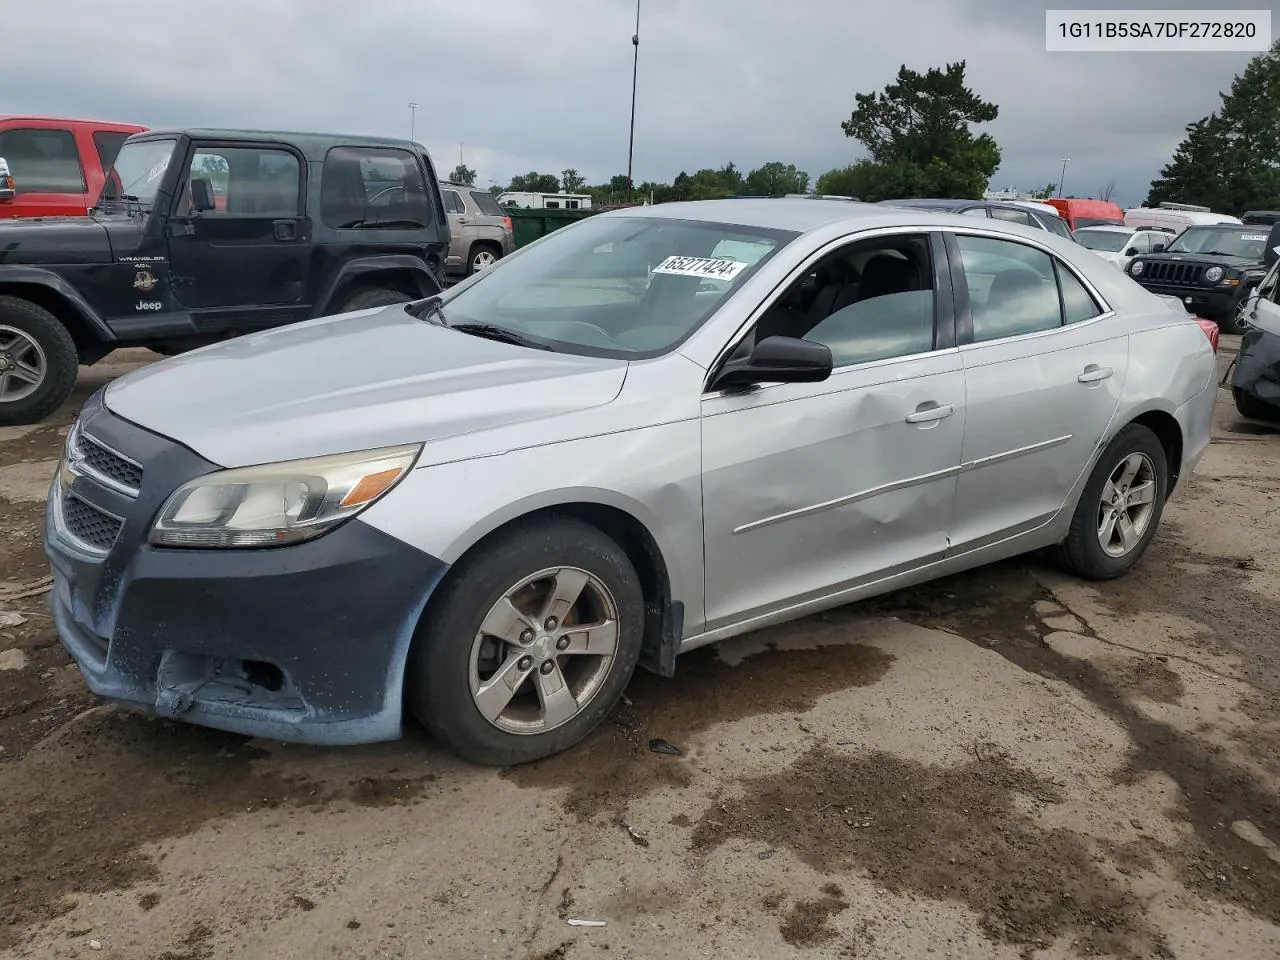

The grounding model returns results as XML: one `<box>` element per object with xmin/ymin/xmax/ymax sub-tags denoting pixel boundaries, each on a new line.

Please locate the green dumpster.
<box><xmin>504</xmin><ymin>207</ymin><xmax>598</xmax><ymax>249</ymax></box>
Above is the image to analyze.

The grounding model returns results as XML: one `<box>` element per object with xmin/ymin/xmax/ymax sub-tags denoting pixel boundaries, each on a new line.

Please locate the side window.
<box><xmin>1128</xmin><ymin>233</ymin><xmax>1151</xmax><ymax>254</ymax></box>
<box><xmin>954</xmin><ymin>234</ymin><xmax>1062</xmax><ymax>342</ymax></box>
<box><xmin>1056</xmin><ymin>262</ymin><xmax>1104</xmax><ymax>324</ymax></box>
<box><xmin>91</xmin><ymin>132</ymin><xmax>130</xmax><ymax>175</ymax></box>
<box><xmin>0</xmin><ymin>127</ymin><xmax>86</xmax><ymax>193</ymax></box>
<box><xmin>1147</xmin><ymin>231</ymin><xmax>1169</xmax><ymax>252</ymax></box>
<box><xmin>469</xmin><ymin>190</ymin><xmax>505</xmax><ymax>217</ymax></box>
<box><xmin>960</xmin><ymin>206</ymin><xmax>990</xmax><ymax>218</ymax></box>
<box><xmin>443</xmin><ymin>190</ymin><xmax>464</xmax><ymax>214</ymax></box>
<box><xmin>990</xmin><ymin>207</ymin><xmax>1034</xmax><ymax>226</ymax></box>
<box><xmin>182</xmin><ymin>146</ymin><xmax>300</xmax><ymax>217</ymax></box>
<box><xmin>747</xmin><ymin>234</ymin><xmax>937</xmax><ymax>368</ymax></box>
<box><xmin>320</xmin><ymin>146</ymin><xmax>432</xmax><ymax>229</ymax></box>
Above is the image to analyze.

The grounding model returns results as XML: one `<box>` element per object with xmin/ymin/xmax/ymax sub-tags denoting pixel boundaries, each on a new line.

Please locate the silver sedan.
<box><xmin>46</xmin><ymin>199</ymin><xmax>1220</xmax><ymax>766</ymax></box>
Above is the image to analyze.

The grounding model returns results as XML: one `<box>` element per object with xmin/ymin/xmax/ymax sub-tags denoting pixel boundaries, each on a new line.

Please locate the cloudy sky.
<box><xmin>3</xmin><ymin>0</ymin><xmax>1269</xmax><ymax>205</ymax></box>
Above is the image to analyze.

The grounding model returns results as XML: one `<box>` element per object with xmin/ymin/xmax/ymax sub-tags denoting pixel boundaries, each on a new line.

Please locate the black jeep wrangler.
<box><xmin>1124</xmin><ymin>222</ymin><xmax>1273</xmax><ymax>335</ymax></box>
<box><xmin>0</xmin><ymin>128</ymin><xmax>450</xmax><ymax>425</ymax></box>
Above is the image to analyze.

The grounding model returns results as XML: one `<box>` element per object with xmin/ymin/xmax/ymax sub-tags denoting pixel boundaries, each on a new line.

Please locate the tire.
<box><xmin>339</xmin><ymin>286</ymin><xmax>412</xmax><ymax>313</ymax></box>
<box><xmin>1234</xmin><ymin>386</ymin><xmax>1280</xmax><ymax>421</ymax></box>
<box><xmin>1056</xmin><ymin>423</ymin><xmax>1168</xmax><ymax>581</ymax></box>
<box><xmin>407</xmin><ymin>516</ymin><xmax>645</xmax><ymax>766</ymax></box>
<box><xmin>466</xmin><ymin>243</ymin><xmax>501</xmax><ymax>276</ymax></box>
<box><xmin>0</xmin><ymin>296</ymin><xmax>79</xmax><ymax>427</ymax></box>
<box><xmin>1220</xmin><ymin>290</ymin><xmax>1254</xmax><ymax>335</ymax></box>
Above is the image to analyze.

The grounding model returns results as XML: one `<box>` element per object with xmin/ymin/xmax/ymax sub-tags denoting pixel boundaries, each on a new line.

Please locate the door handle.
<box><xmin>905</xmin><ymin>402</ymin><xmax>954</xmax><ymax>424</ymax></box>
<box><xmin>273</xmin><ymin>220</ymin><xmax>298</xmax><ymax>241</ymax></box>
<box><xmin>1078</xmin><ymin>364</ymin><xmax>1113</xmax><ymax>383</ymax></box>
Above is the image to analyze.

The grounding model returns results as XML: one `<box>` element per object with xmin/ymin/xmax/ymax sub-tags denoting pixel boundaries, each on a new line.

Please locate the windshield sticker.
<box><xmin>652</xmin><ymin>256</ymin><xmax>749</xmax><ymax>282</ymax></box>
<box><xmin>1242</xmin><ymin>234</ymin><xmax>1268</xmax><ymax>242</ymax></box>
<box><xmin>144</xmin><ymin>158</ymin><xmax>169</xmax><ymax>183</ymax></box>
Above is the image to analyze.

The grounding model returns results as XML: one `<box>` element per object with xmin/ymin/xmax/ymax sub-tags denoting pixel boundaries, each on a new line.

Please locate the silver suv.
<box><xmin>440</xmin><ymin>182</ymin><xmax>515</xmax><ymax>277</ymax></box>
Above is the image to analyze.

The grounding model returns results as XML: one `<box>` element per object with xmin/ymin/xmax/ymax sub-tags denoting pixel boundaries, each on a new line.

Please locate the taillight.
<box><xmin>502</xmin><ymin>216</ymin><xmax>513</xmax><ymax>232</ymax></box>
<box><xmin>1194</xmin><ymin>317</ymin><xmax>1219</xmax><ymax>352</ymax></box>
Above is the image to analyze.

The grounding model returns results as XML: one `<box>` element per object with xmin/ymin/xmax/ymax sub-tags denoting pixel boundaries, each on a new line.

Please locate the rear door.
<box><xmin>166</xmin><ymin>140</ymin><xmax>312</xmax><ymax>322</ymax></box>
<box><xmin>946</xmin><ymin>229</ymin><xmax>1128</xmax><ymax>554</ymax></box>
<box><xmin>0</xmin><ymin>121</ymin><xmax>89</xmax><ymax>218</ymax></box>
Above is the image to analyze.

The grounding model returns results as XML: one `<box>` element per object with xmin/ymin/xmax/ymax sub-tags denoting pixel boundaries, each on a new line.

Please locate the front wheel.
<box><xmin>1056</xmin><ymin>423</ymin><xmax>1168</xmax><ymax>580</ymax></box>
<box><xmin>407</xmin><ymin>517</ymin><xmax>645</xmax><ymax>766</ymax></box>
<box><xmin>0</xmin><ymin>296</ymin><xmax>79</xmax><ymax>427</ymax></box>
<box><xmin>1220</xmin><ymin>289</ymin><xmax>1255</xmax><ymax>335</ymax></box>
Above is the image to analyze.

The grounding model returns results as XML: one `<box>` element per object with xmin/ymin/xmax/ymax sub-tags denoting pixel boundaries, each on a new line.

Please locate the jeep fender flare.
<box><xmin>315</xmin><ymin>256</ymin><xmax>444</xmax><ymax>317</ymax></box>
<box><xmin>0</xmin><ymin>266</ymin><xmax>116</xmax><ymax>341</ymax></box>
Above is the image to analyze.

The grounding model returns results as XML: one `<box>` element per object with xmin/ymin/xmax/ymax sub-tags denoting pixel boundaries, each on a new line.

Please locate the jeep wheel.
<box><xmin>467</xmin><ymin>243</ymin><xmax>501</xmax><ymax>276</ymax></box>
<box><xmin>339</xmin><ymin>287</ymin><xmax>413</xmax><ymax>313</ymax></box>
<box><xmin>1221</xmin><ymin>288</ymin><xmax>1255</xmax><ymax>335</ymax></box>
<box><xmin>0</xmin><ymin>296</ymin><xmax>78</xmax><ymax>427</ymax></box>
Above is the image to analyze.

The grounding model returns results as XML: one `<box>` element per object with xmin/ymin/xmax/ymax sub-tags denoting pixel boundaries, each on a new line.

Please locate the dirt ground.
<box><xmin>1</xmin><ymin>341</ymin><xmax>1278</xmax><ymax>960</ymax></box>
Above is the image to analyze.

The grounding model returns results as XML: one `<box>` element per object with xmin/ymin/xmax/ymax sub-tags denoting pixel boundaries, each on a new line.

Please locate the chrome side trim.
<box><xmin>732</xmin><ymin>464</ymin><xmax>961</xmax><ymax>535</ymax></box>
<box><xmin>731</xmin><ymin>434</ymin><xmax>1072</xmax><ymax>536</ymax></box>
<box><xmin>958</xmin><ymin>434</ymin><xmax>1073</xmax><ymax>473</ymax></box>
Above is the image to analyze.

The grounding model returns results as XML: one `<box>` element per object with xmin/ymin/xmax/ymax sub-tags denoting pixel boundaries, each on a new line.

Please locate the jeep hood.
<box><xmin>103</xmin><ymin>306</ymin><xmax>629</xmax><ymax>467</ymax></box>
<box><xmin>0</xmin><ymin>216</ymin><xmax>111</xmax><ymax>265</ymax></box>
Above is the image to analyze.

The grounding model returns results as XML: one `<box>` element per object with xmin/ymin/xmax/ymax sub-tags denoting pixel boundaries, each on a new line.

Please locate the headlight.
<box><xmin>149</xmin><ymin>443</ymin><xmax>422</xmax><ymax>548</ymax></box>
<box><xmin>1129</xmin><ymin>260</ymin><xmax>1144</xmax><ymax>277</ymax></box>
<box><xmin>1204</xmin><ymin>266</ymin><xmax>1224</xmax><ymax>283</ymax></box>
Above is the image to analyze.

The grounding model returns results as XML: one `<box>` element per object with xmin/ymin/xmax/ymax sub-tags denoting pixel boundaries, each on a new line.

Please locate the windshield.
<box><xmin>438</xmin><ymin>215</ymin><xmax>795</xmax><ymax>357</ymax></box>
<box><xmin>99</xmin><ymin>138</ymin><xmax>177</xmax><ymax>207</ymax></box>
<box><xmin>1165</xmin><ymin>227</ymin><xmax>1267</xmax><ymax>259</ymax></box>
<box><xmin>1074</xmin><ymin>229</ymin><xmax>1131</xmax><ymax>252</ymax></box>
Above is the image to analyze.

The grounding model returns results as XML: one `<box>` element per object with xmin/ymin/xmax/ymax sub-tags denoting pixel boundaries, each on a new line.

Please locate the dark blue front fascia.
<box><xmin>43</xmin><ymin>390</ymin><xmax>448</xmax><ymax>745</ymax></box>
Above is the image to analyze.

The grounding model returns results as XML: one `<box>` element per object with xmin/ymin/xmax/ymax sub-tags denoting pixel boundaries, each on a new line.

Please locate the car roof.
<box><xmin>130</xmin><ymin>128</ymin><xmax>424</xmax><ymax>162</ymax></box>
<box><xmin>603</xmin><ymin>197</ymin><xmax>1056</xmax><ymax>235</ymax></box>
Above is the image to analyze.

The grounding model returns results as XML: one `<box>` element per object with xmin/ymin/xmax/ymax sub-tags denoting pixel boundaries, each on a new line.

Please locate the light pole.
<box><xmin>408</xmin><ymin>102</ymin><xmax>419</xmax><ymax>142</ymax></box>
<box><xmin>1057</xmin><ymin>157</ymin><xmax>1070</xmax><ymax>198</ymax></box>
<box><xmin>625</xmin><ymin>0</ymin><xmax>640</xmax><ymax>204</ymax></box>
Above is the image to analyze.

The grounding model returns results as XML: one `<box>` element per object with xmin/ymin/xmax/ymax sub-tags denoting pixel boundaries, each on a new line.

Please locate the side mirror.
<box><xmin>1265</xmin><ymin>223</ymin><xmax>1280</xmax><ymax>269</ymax></box>
<box><xmin>1152</xmin><ymin>243</ymin><xmax>1166</xmax><ymax>253</ymax></box>
<box><xmin>190</xmin><ymin>178</ymin><xmax>216</xmax><ymax>213</ymax></box>
<box><xmin>0</xmin><ymin>158</ymin><xmax>13</xmax><ymax>201</ymax></box>
<box><xmin>710</xmin><ymin>335</ymin><xmax>833</xmax><ymax>392</ymax></box>
<box><xmin>1124</xmin><ymin>247</ymin><xmax>1139</xmax><ymax>256</ymax></box>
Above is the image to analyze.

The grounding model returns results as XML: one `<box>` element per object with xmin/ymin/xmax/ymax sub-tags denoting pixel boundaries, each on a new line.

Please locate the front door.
<box><xmin>166</xmin><ymin>141</ymin><xmax>311</xmax><ymax>320</ymax></box>
<box><xmin>701</xmin><ymin>230</ymin><xmax>965</xmax><ymax>629</ymax></box>
<box><xmin>945</xmin><ymin>230</ymin><xmax>1129</xmax><ymax>554</ymax></box>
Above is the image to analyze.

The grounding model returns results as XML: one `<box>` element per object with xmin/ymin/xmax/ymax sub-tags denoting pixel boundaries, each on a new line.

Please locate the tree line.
<box><xmin>445</xmin><ymin>44</ymin><xmax>1280</xmax><ymax>215</ymax></box>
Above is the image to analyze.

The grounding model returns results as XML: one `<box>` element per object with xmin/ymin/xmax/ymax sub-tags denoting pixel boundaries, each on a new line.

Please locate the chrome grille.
<box><xmin>1143</xmin><ymin>261</ymin><xmax>1205</xmax><ymax>286</ymax></box>
<box><xmin>72</xmin><ymin>427</ymin><xmax>143</xmax><ymax>496</ymax></box>
<box><xmin>61</xmin><ymin>489</ymin><xmax>124</xmax><ymax>552</ymax></box>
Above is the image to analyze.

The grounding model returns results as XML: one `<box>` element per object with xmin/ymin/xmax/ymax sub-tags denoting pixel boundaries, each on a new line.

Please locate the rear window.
<box><xmin>0</xmin><ymin>127</ymin><xmax>86</xmax><ymax>193</ymax></box>
<box><xmin>470</xmin><ymin>190</ymin><xmax>505</xmax><ymax>217</ymax></box>
<box><xmin>320</xmin><ymin>146</ymin><xmax>434</xmax><ymax>230</ymax></box>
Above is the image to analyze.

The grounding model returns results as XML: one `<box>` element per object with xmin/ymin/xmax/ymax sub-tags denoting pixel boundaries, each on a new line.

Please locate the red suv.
<box><xmin>0</xmin><ymin>116</ymin><xmax>148</xmax><ymax>219</ymax></box>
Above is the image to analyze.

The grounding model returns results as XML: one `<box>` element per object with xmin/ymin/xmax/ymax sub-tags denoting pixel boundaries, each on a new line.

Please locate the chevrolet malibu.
<box><xmin>44</xmin><ymin>199</ymin><xmax>1219</xmax><ymax>766</ymax></box>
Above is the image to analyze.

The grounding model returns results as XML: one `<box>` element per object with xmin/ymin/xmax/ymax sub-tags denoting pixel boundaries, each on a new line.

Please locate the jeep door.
<box><xmin>166</xmin><ymin>140</ymin><xmax>313</xmax><ymax>326</ymax></box>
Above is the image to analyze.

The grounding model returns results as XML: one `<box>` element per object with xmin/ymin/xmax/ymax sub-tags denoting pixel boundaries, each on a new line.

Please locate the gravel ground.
<box><xmin>0</xmin><ymin>340</ymin><xmax>1277</xmax><ymax>960</ymax></box>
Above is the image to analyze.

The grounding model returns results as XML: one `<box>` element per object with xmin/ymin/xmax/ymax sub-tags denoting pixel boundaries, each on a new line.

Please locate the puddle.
<box><xmin>692</xmin><ymin>744</ymin><xmax>1169</xmax><ymax>958</ymax></box>
<box><xmin>0</xmin><ymin>710</ymin><xmax>437</xmax><ymax>949</ymax></box>
<box><xmin>502</xmin><ymin>640</ymin><xmax>894</xmax><ymax>821</ymax></box>
<box><xmin>861</xmin><ymin>556</ymin><xmax>1280</xmax><ymax>930</ymax></box>
<box><xmin>778</xmin><ymin>883</ymin><xmax>849</xmax><ymax>948</ymax></box>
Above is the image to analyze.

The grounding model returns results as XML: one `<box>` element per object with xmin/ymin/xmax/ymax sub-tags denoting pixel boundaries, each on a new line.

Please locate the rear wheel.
<box><xmin>407</xmin><ymin>517</ymin><xmax>645</xmax><ymax>766</ymax></box>
<box><xmin>339</xmin><ymin>286</ymin><xmax>413</xmax><ymax>313</ymax></box>
<box><xmin>0</xmin><ymin>296</ymin><xmax>78</xmax><ymax>426</ymax></box>
<box><xmin>467</xmin><ymin>243</ymin><xmax>501</xmax><ymax>276</ymax></box>
<box><xmin>1056</xmin><ymin>423</ymin><xmax>1168</xmax><ymax>580</ymax></box>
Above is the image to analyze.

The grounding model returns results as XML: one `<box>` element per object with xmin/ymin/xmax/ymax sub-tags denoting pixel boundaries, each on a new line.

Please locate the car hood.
<box><xmin>103</xmin><ymin>306</ymin><xmax>630</xmax><ymax>467</ymax></box>
<box><xmin>0</xmin><ymin>215</ymin><xmax>111</xmax><ymax>265</ymax></box>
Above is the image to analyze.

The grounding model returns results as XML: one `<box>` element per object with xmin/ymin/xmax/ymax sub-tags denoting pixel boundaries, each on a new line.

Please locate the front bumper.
<box><xmin>43</xmin><ymin>392</ymin><xmax>448</xmax><ymax>745</ymax></box>
<box><xmin>1233</xmin><ymin>327</ymin><xmax>1280</xmax><ymax>411</ymax></box>
<box><xmin>1135</xmin><ymin>281</ymin><xmax>1241</xmax><ymax>319</ymax></box>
